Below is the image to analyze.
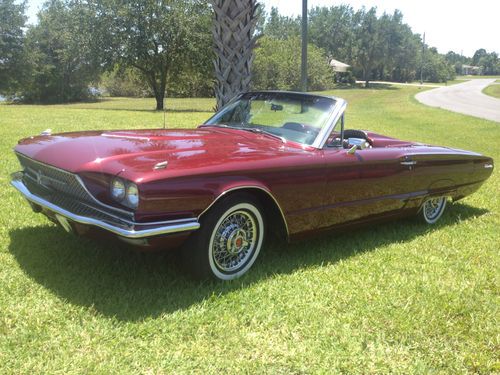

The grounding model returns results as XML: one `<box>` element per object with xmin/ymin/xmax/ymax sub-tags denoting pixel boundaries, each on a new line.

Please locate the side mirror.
<box><xmin>347</xmin><ymin>145</ymin><xmax>357</xmax><ymax>154</ymax></box>
<box><xmin>347</xmin><ymin>137</ymin><xmax>370</xmax><ymax>150</ymax></box>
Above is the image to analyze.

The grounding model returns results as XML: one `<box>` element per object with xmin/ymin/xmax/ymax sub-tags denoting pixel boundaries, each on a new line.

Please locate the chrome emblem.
<box><xmin>36</xmin><ymin>170</ymin><xmax>49</xmax><ymax>187</ymax></box>
<box><xmin>153</xmin><ymin>161</ymin><xmax>169</xmax><ymax>170</ymax></box>
<box><xmin>36</xmin><ymin>170</ymin><xmax>43</xmax><ymax>184</ymax></box>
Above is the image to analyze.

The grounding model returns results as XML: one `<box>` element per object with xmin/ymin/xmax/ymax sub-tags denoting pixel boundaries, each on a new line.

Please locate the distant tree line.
<box><xmin>261</xmin><ymin>6</ymin><xmax>454</xmax><ymax>88</ymax></box>
<box><xmin>445</xmin><ymin>49</ymin><xmax>500</xmax><ymax>75</ymax></box>
<box><xmin>1</xmin><ymin>0</ymin><xmax>499</xmax><ymax>105</ymax></box>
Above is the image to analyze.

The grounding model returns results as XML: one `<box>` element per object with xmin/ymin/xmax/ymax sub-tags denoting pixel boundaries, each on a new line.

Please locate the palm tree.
<box><xmin>211</xmin><ymin>0</ymin><xmax>260</xmax><ymax>110</ymax></box>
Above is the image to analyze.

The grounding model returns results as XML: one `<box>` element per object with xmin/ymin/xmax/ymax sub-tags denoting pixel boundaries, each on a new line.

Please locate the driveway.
<box><xmin>415</xmin><ymin>79</ymin><xmax>500</xmax><ymax>123</ymax></box>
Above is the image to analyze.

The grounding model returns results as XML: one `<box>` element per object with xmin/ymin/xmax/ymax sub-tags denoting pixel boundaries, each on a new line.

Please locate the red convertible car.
<box><xmin>11</xmin><ymin>91</ymin><xmax>494</xmax><ymax>280</ymax></box>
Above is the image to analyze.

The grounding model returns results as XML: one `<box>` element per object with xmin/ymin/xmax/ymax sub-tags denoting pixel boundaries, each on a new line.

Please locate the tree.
<box><xmin>21</xmin><ymin>0</ymin><xmax>102</xmax><ymax>103</ymax></box>
<box><xmin>93</xmin><ymin>0</ymin><xmax>211</xmax><ymax>110</ymax></box>
<box><xmin>375</xmin><ymin>10</ymin><xmax>420</xmax><ymax>82</ymax></box>
<box><xmin>264</xmin><ymin>6</ymin><xmax>300</xmax><ymax>40</ymax></box>
<box><xmin>211</xmin><ymin>0</ymin><xmax>260</xmax><ymax>110</ymax></box>
<box><xmin>445</xmin><ymin>51</ymin><xmax>470</xmax><ymax>75</ymax></box>
<box><xmin>100</xmin><ymin>65</ymin><xmax>151</xmax><ymax>97</ymax></box>
<box><xmin>309</xmin><ymin>5</ymin><xmax>355</xmax><ymax>63</ymax></box>
<box><xmin>477</xmin><ymin>51</ymin><xmax>499</xmax><ymax>75</ymax></box>
<box><xmin>421</xmin><ymin>47</ymin><xmax>455</xmax><ymax>82</ymax></box>
<box><xmin>252</xmin><ymin>36</ymin><xmax>334</xmax><ymax>91</ymax></box>
<box><xmin>0</xmin><ymin>0</ymin><xmax>28</xmax><ymax>96</ymax></box>
<box><xmin>472</xmin><ymin>48</ymin><xmax>488</xmax><ymax>66</ymax></box>
<box><xmin>353</xmin><ymin>7</ymin><xmax>382</xmax><ymax>87</ymax></box>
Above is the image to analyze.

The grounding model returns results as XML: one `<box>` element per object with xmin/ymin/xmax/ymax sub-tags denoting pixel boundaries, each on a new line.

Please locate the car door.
<box><xmin>321</xmin><ymin>146</ymin><xmax>413</xmax><ymax>228</ymax></box>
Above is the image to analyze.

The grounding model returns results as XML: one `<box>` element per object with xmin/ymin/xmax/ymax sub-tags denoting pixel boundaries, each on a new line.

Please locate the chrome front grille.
<box><xmin>16</xmin><ymin>153</ymin><xmax>134</xmax><ymax>223</ymax></box>
<box><xmin>19</xmin><ymin>154</ymin><xmax>92</xmax><ymax>201</ymax></box>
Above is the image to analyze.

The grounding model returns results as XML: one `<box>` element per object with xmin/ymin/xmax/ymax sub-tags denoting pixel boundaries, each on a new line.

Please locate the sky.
<box><xmin>25</xmin><ymin>0</ymin><xmax>499</xmax><ymax>57</ymax></box>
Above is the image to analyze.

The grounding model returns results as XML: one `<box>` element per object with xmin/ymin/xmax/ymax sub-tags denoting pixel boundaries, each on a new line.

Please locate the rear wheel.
<box><xmin>182</xmin><ymin>193</ymin><xmax>265</xmax><ymax>280</ymax></box>
<box><xmin>421</xmin><ymin>196</ymin><xmax>447</xmax><ymax>224</ymax></box>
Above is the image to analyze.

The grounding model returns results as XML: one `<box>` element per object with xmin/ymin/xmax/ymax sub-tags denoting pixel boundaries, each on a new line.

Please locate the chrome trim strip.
<box><xmin>198</xmin><ymin>186</ymin><xmax>289</xmax><ymax>237</ymax></box>
<box><xmin>15</xmin><ymin>152</ymin><xmax>134</xmax><ymax>218</ymax></box>
<box><xmin>11</xmin><ymin>178</ymin><xmax>200</xmax><ymax>239</ymax></box>
<box><xmin>312</xmin><ymin>98</ymin><xmax>348</xmax><ymax>149</ymax></box>
<box><xmin>101</xmin><ymin>133</ymin><xmax>151</xmax><ymax>141</ymax></box>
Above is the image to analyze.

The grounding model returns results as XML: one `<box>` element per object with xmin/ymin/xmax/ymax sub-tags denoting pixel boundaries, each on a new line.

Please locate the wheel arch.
<box><xmin>198</xmin><ymin>185</ymin><xmax>289</xmax><ymax>240</ymax></box>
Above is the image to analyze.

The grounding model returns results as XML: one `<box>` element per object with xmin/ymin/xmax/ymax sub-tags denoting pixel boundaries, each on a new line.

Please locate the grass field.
<box><xmin>447</xmin><ymin>76</ymin><xmax>500</xmax><ymax>86</ymax></box>
<box><xmin>483</xmin><ymin>83</ymin><xmax>500</xmax><ymax>99</ymax></box>
<box><xmin>1</xmin><ymin>87</ymin><xmax>499</xmax><ymax>374</ymax></box>
<box><xmin>456</xmin><ymin>75</ymin><xmax>500</xmax><ymax>80</ymax></box>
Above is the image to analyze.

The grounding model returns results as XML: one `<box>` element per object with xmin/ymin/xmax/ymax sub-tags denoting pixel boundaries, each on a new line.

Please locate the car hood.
<box><xmin>15</xmin><ymin>128</ymin><xmax>307</xmax><ymax>182</ymax></box>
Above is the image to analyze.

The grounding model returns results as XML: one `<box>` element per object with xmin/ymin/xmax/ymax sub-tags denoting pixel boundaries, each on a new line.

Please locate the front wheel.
<box><xmin>182</xmin><ymin>193</ymin><xmax>265</xmax><ymax>280</ymax></box>
<box><xmin>421</xmin><ymin>196</ymin><xmax>447</xmax><ymax>224</ymax></box>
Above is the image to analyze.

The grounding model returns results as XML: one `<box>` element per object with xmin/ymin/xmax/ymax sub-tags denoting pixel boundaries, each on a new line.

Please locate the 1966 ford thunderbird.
<box><xmin>11</xmin><ymin>91</ymin><xmax>494</xmax><ymax>280</ymax></box>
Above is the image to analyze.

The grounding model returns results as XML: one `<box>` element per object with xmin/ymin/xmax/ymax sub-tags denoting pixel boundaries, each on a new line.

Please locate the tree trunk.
<box><xmin>155</xmin><ymin>92</ymin><xmax>164</xmax><ymax>111</ymax></box>
<box><xmin>155</xmin><ymin>73</ymin><xmax>167</xmax><ymax>111</ymax></box>
<box><xmin>211</xmin><ymin>0</ymin><xmax>260</xmax><ymax>110</ymax></box>
<box><xmin>147</xmin><ymin>71</ymin><xmax>166</xmax><ymax>111</ymax></box>
<box><xmin>364</xmin><ymin>67</ymin><xmax>370</xmax><ymax>88</ymax></box>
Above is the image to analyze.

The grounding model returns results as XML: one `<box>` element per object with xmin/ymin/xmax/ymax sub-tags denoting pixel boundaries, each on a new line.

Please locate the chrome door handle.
<box><xmin>400</xmin><ymin>160</ymin><xmax>417</xmax><ymax>166</ymax></box>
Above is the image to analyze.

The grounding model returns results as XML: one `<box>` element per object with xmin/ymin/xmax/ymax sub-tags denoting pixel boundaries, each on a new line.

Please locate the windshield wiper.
<box><xmin>238</xmin><ymin>127</ymin><xmax>286</xmax><ymax>144</ymax></box>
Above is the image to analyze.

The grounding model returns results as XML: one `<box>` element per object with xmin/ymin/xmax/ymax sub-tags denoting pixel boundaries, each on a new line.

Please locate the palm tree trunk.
<box><xmin>211</xmin><ymin>0</ymin><xmax>260</xmax><ymax>110</ymax></box>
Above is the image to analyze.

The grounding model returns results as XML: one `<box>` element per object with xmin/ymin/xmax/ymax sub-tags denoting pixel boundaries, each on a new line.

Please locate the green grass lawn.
<box><xmin>1</xmin><ymin>88</ymin><xmax>499</xmax><ymax>374</ymax></box>
<box><xmin>456</xmin><ymin>75</ymin><xmax>500</xmax><ymax>80</ymax></box>
<box><xmin>483</xmin><ymin>83</ymin><xmax>500</xmax><ymax>99</ymax></box>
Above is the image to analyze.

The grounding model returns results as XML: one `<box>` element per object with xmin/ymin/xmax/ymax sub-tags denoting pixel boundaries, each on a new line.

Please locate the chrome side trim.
<box><xmin>198</xmin><ymin>186</ymin><xmax>289</xmax><ymax>237</ymax></box>
<box><xmin>11</xmin><ymin>178</ymin><xmax>200</xmax><ymax>239</ymax></box>
<box><xmin>400</xmin><ymin>161</ymin><xmax>417</xmax><ymax>166</ymax></box>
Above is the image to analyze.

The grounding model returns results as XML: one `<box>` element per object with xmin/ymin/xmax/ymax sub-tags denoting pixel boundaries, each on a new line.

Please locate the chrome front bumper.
<box><xmin>11</xmin><ymin>176</ymin><xmax>200</xmax><ymax>239</ymax></box>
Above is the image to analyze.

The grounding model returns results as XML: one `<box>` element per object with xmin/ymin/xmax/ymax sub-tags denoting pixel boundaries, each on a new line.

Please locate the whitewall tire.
<box><xmin>421</xmin><ymin>196</ymin><xmax>447</xmax><ymax>224</ymax></box>
<box><xmin>182</xmin><ymin>193</ymin><xmax>265</xmax><ymax>281</ymax></box>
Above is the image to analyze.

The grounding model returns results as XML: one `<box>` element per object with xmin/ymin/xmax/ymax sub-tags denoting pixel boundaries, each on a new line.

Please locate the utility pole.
<box><xmin>301</xmin><ymin>0</ymin><xmax>308</xmax><ymax>92</ymax></box>
<box><xmin>420</xmin><ymin>32</ymin><xmax>425</xmax><ymax>85</ymax></box>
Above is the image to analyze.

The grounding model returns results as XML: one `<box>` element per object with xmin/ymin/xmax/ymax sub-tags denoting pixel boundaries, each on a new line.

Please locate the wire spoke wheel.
<box><xmin>212</xmin><ymin>210</ymin><xmax>258</xmax><ymax>272</ymax></box>
<box><xmin>202</xmin><ymin>199</ymin><xmax>264</xmax><ymax>280</ymax></box>
<box><xmin>422</xmin><ymin>196</ymin><xmax>447</xmax><ymax>224</ymax></box>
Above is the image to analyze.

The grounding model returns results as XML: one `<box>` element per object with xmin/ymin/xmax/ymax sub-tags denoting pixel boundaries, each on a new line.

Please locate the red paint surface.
<box><xmin>15</xmin><ymin>127</ymin><xmax>494</xmax><ymax>240</ymax></box>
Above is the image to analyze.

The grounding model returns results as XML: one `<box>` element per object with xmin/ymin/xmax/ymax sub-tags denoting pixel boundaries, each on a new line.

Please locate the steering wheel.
<box><xmin>343</xmin><ymin>129</ymin><xmax>368</xmax><ymax>140</ymax></box>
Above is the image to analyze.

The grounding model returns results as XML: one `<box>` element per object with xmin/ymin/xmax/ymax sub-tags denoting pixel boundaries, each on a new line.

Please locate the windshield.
<box><xmin>204</xmin><ymin>92</ymin><xmax>337</xmax><ymax>145</ymax></box>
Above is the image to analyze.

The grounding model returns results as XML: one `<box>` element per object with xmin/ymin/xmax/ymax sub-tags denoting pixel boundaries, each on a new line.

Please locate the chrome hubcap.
<box><xmin>212</xmin><ymin>210</ymin><xmax>257</xmax><ymax>272</ymax></box>
<box><xmin>424</xmin><ymin>197</ymin><xmax>444</xmax><ymax>220</ymax></box>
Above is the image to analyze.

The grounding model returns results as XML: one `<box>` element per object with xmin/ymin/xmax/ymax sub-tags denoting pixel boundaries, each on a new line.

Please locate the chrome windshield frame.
<box><xmin>203</xmin><ymin>91</ymin><xmax>347</xmax><ymax>149</ymax></box>
<box><xmin>310</xmin><ymin>97</ymin><xmax>347</xmax><ymax>149</ymax></box>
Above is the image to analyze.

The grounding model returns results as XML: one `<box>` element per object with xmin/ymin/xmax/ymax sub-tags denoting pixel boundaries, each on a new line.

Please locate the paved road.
<box><xmin>415</xmin><ymin>79</ymin><xmax>500</xmax><ymax>123</ymax></box>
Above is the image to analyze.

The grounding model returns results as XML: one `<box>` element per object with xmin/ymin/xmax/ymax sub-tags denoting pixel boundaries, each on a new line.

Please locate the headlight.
<box><xmin>126</xmin><ymin>183</ymin><xmax>139</xmax><ymax>208</ymax></box>
<box><xmin>111</xmin><ymin>178</ymin><xmax>126</xmax><ymax>200</ymax></box>
<box><xmin>110</xmin><ymin>178</ymin><xmax>139</xmax><ymax>209</ymax></box>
